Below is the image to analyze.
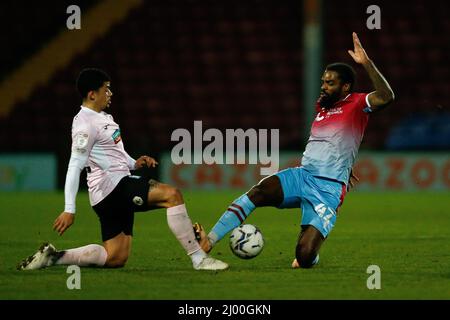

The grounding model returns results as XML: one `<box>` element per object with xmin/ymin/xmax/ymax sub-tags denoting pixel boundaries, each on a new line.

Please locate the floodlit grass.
<box><xmin>1</xmin><ymin>191</ymin><xmax>449</xmax><ymax>299</ymax></box>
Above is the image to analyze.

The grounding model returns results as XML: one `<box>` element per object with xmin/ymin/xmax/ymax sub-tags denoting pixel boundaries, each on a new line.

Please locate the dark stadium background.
<box><xmin>0</xmin><ymin>0</ymin><xmax>448</xmax><ymax>189</ymax></box>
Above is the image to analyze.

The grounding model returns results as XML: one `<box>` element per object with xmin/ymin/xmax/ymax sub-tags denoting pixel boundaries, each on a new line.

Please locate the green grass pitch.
<box><xmin>0</xmin><ymin>191</ymin><xmax>449</xmax><ymax>299</ymax></box>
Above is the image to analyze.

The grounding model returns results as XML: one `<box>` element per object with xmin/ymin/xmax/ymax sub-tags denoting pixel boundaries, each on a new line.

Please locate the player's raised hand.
<box><xmin>348</xmin><ymin>32</ymin><xmax>370</xmax><ymax>65</ymax></box>
<box><xmin>53</xmin><ymin>212</ymin><xmax>75</xmax><ymax>236</ymax></box>
<box><xmin>135</xmin><ymin>155</ymin><xmax>159</xmax><ymax>169</ymax></box>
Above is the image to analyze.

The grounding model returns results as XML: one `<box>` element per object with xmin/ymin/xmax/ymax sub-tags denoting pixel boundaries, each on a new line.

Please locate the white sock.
<box><xmin>167</xmin><ymin>204</ymin><xmax>203</xmax><ymax>261</ymax></box>
<box><xmin>55</xmin><ymin>244</ymin><xmax>107</xmax><ymax>267</ymax></box>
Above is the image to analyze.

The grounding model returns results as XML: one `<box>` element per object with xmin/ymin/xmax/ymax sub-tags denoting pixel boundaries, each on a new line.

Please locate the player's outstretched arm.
<box><xmin>348</xmin><ymin>32</ymin><xmax>395</xmax><ymax>112</ymax></box>
<box><xmin>53</xmin><ymin>212</ymin><xmax>75</xmax><ymax>236</ymax></box>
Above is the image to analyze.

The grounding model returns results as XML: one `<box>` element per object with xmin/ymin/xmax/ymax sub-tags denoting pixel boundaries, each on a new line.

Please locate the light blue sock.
<box><xmin>208</xmin><ymin>194</ymin><xmax>256</xmax><ymax>246</ymax></box>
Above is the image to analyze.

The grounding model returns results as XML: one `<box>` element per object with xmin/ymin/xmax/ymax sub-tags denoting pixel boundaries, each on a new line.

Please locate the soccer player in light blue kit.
<box><xmin>195</xmin><ymin>33</ymin><xmax>395</xmax><ymax>268</ymax></box>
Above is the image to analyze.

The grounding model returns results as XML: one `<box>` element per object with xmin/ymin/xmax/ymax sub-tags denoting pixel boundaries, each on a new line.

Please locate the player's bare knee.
<box><xmin>247</xmin><ymin>185</ymin><xmax>265</xmax><ymax>206</ymax></box>
<box><xmin>247</xmin><ymin>176</ymin><xmax>282</xmax><ymax>207</ymax></box>
<box><xmin>165</xmin><ymin>186</ymin><xmax>184</xmax><ymax>207</ymax></box>
<box><xmin>105</xmin><ymin>255</ymin><xmax>128</xmax><ymax>268</ymax></box>
<box><xmin>104</xmin><ymin>248</ymin><xmax>129</xmax><ymax>268</ymax></box>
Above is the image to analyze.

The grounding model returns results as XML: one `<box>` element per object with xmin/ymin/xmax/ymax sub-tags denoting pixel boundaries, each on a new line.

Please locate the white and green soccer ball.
<box><xmin>229</xmin><ymin>224</ymin><xmax>264</xmax><ymax>259</ymax></box>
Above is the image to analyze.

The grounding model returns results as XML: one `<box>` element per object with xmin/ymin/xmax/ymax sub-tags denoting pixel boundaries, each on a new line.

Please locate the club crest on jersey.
<box><xmin>327</xmin><ymin>107</ymin><xmax>343</xmax><ymax>116</ymax></box>
<box><xmin>112</xmin><ymin>129</ymin><xmax>122</xmax><ymax>144</ymax></box>
<box><xmin>133</xmin><ymin>196</ymin><xmax>144</xmax><ymax>206</ymax></box>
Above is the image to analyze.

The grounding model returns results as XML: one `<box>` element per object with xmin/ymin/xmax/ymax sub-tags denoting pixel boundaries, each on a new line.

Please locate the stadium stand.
<box><xmin>0</xmin><ymin>1</ymin><xmax>303</xmax><ymax>152</ymax></box>
<box><xmin>324</xmin><ymin>0</ymin><xmax>450</xmax><ymax>149</ymax></box>
<box><xmin>0</xmin><ymin>0</ymin><xmax>448</xmax><ymax>188</ymax></box>
<box><xmin>386</xmin><ymin>112</ymin><xmax>450</xmax><ymax>150</ymax></box>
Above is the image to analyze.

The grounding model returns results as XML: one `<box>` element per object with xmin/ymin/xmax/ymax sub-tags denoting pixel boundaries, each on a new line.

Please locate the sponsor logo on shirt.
<box><xmin>327</xmin><ymin>107</ymin><xmax>343</xmax><ymax>116</ymax></box>
<box><xmin>112</xmin><ymin>129</ymin><xmax>122</xmax><ymax>144</ymax></box>
<box><xmin>315</xmin><ymin>107</ymin><xmax>343</xmax><ymax>122</ymax></box>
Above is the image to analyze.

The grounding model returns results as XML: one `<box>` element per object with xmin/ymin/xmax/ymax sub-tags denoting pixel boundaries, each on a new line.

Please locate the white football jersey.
<box><xmin>64</xmin><ymin>106</ymin><xmax>135</xmax><ymax>213</ymax></box>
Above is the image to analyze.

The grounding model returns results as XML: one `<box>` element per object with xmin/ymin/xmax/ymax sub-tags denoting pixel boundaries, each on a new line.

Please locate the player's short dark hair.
<box><xmin>76</xmin><ymin>68</ymin><xmax>110</xmax><ymax>99</ymax></box>
<box><xmin>325</xmin><ymin>63</ymin><xmax>356</xmax><ymax>91</ymax></box>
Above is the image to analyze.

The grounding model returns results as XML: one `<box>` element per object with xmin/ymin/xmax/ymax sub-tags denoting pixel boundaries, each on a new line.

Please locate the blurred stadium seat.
<box><xmin>325</xmin><ymin>0</ymin><xmax>450</xmax><ymax>150</ymax></box>
<box><xmin>0</xmin><ymin>0</ymin><xmax>448</xmax><ymax>188</ymax></box>
<box><xmin>386</xmin><ymin>113</ymin><xmax>450</xmax><ymax>150</ymax></box>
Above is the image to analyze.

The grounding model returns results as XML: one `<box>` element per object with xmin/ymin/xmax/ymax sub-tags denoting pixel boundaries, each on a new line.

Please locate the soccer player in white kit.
<box><xmin>18</xmin><ymin>68</ymin><xmax>228</xmax><ymax>271</ymax></box>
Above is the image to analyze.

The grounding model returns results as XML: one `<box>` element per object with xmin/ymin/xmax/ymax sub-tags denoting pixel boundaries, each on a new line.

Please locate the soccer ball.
<box><xmin>229</xmin><ymin>224</ymin><xmax>264</xmax><ymax>259</ymax></box>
